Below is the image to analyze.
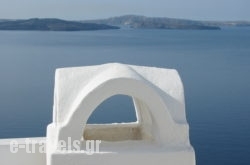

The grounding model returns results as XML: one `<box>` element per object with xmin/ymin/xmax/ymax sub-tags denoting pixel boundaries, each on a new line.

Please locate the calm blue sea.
<box><xmin>0</xmin><ymin>28</ymin><xmax>250</xmax><ymax>165</ymax></box>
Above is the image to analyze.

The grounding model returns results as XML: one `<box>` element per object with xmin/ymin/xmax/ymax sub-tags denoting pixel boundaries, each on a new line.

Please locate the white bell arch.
<box><xmin>46</xmin><ymin>63</ymin><xmax>195</xmax><ymax>165</ymax></box>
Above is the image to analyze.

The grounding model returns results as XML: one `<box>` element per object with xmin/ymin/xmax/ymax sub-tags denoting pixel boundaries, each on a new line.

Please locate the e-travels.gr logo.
<box><xmin>9</xmin><ymin>138</ymin><xmax>101</xmax><ymax>155</ymax></box>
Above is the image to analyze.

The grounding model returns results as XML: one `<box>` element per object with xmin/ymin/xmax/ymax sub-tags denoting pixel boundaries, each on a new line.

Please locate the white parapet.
<box><xmin>47</xmin><ymin>63</ymin><xmax>196</xmax><ymax>165</ymax></box>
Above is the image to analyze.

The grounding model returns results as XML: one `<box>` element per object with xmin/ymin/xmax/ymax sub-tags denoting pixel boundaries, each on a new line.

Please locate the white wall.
<box><xmin>0</xmin><ymin>137</ymin><xmax>46</xmax><ymax>165</ymax></box>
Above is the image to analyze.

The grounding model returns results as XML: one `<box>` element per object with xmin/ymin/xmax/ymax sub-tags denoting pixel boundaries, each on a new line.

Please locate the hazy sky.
<box><xmin>0</xmin><ymin>0</ymin><xmax>249</xmax><ymax>21</ymax></box>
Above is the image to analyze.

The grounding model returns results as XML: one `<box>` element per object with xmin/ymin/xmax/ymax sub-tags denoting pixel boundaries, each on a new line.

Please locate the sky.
<box><xmin>0</xmin><ymin>0</ymin><xmax>249</xmax><ymax>21</ymax></box>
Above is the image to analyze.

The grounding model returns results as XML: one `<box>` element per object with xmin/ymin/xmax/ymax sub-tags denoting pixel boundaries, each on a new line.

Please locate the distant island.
<box><xmin>0</xmin><ymin>18</ymin><xmax>119</xmax><ymax>31</ymax></box>
<box><xmin>83</xmin><ymin>15</ymin><xmax>250</xmax><ymax>30</ymax></box>
<box><xmin>83</xmin><ymin>15</ymin><xmax>220</xmax><ymax>30</ymax></box>
<box><xmin>0</xmin><ymin>15</ymin><xmax>250</xmax><ymax>31</ymax></box>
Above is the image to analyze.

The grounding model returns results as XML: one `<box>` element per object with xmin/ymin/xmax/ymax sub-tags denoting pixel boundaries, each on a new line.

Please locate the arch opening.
<box><xmin>87</xmin><ymin>94</ymin><xmax>137</xmax><ymax>124</ymax></box>
<box><xmin>83</xmin><ymin>94</ymin><xmax>153</xmax><ymax>142</ymax></box>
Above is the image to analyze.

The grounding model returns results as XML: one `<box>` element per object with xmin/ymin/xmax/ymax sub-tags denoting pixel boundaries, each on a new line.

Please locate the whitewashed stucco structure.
<box><xmin>0</xmin><ymin>63</ymin><xmax>195</xmax><ymax>165</ymax></box>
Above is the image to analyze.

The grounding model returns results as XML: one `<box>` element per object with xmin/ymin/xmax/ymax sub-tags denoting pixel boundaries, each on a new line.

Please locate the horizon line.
<box><xmin>0</xmin><ymin>14</ymin><xmax>250</xmax><ymax>22</ymax></box>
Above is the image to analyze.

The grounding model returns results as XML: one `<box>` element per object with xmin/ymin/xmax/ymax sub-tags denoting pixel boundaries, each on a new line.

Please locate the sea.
<box><xmin>0</xmin><ymin>27</ymin><xmax>250</xmax><ymax>165</ymax></box>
